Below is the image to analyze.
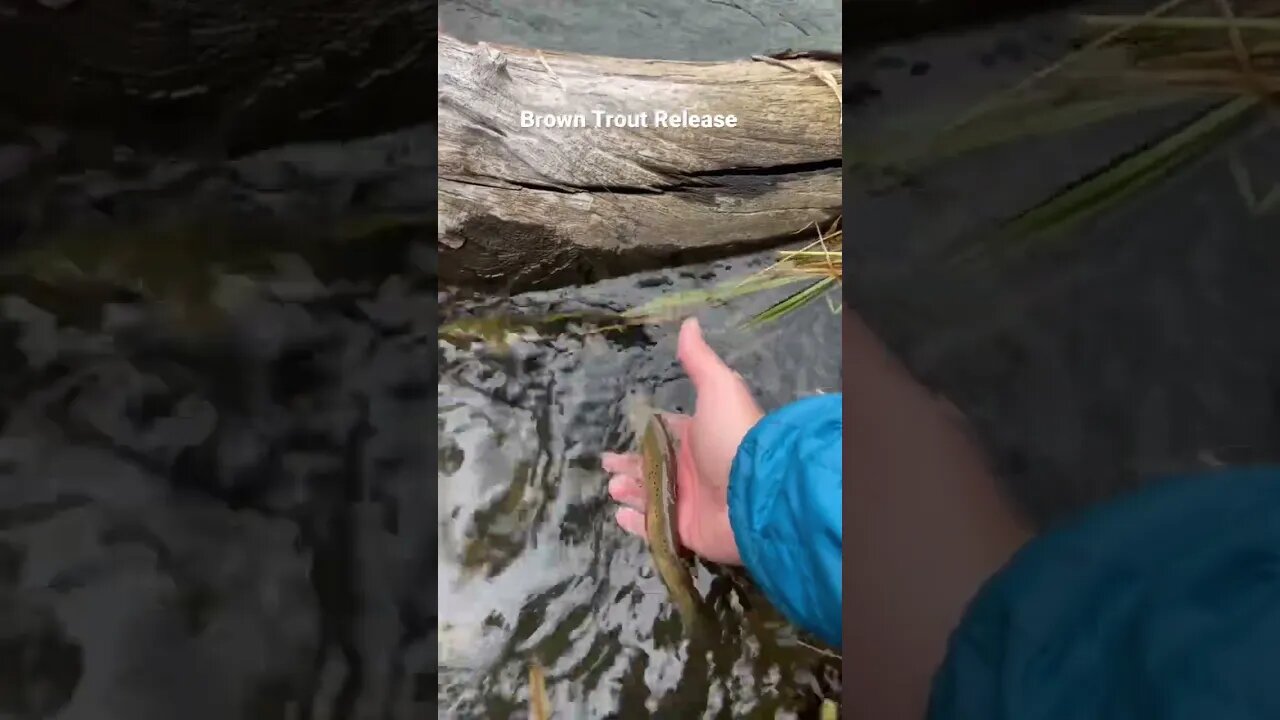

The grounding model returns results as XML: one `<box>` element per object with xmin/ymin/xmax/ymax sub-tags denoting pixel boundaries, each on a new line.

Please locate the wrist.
<box><xmin>713</xmin><ymin>505</ymin><xmax>742</xmax><ymax>565</ymax></box>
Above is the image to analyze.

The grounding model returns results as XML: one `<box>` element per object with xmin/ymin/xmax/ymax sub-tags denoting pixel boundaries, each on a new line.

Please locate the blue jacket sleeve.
<box><xmin>928</xmin><ymin>466</ymin><xmax>1280</xmax><ymax>720</ymax></box>
<box><xmin>727</xmin><ymin>393</ymin><xmax>842</xmax><ymax>648</ymax></box>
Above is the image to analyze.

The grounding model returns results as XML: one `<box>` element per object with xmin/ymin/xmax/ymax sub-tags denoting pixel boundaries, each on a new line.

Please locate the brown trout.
<box><xmin>639</xmin><ymin>412</ymin><xmax>708</xmax><ymax>633</ymax></box>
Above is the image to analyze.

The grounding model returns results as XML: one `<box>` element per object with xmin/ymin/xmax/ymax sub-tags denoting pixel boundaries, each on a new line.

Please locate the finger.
<box><xmin>615</xmin><ymin>507</ymin><xmax>648</xmax><ymax>540</ymax></box>
<box><xmin>608</xmin><ymin>473</ymin><xmax>647</xmax><ymax>509</ymax></box>
<box><xmin>601</xmin><ymin>452</ymin><xmax>641</xmax><ymax>476</ymax></box>
<box><xmin>676</xmin><ymin>317</ymin><xmax>736</xmax><ymax>391</ymax></box>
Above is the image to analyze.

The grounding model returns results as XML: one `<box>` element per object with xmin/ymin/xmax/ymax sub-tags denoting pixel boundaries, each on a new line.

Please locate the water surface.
<box><xmin>437</xmin><ymin>255</ymin><xmax>843</xmax><ymax>718</ymax></box>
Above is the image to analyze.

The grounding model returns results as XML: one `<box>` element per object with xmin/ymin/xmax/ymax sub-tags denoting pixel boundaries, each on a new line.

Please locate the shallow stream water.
<box><xmin>437</xmin><ymin>254</ymin><xmax>843</xmax><ymax>718</ymax></box>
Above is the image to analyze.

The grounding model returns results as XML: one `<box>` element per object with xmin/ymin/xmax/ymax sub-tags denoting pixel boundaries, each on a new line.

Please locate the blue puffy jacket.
<box><xmin>730</xmin><ymin>394</ymin><xmax>1280</xmax><ymax>716</ymax></box>
<box><xmin>928</xmin><ymin>465</ymin><xmax>1280</xmax><ymax>720</ymax></box>
<box><xmin>728</xmin><ymin>393</ymin><xmax>843</xmax><ymax>647</ymax></box>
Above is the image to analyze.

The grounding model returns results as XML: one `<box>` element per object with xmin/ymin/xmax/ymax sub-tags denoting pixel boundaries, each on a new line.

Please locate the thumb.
<box><xmin>677</xmin><ymin>317</ymin><xmax>735</xmax><ymax>391</ymax></box>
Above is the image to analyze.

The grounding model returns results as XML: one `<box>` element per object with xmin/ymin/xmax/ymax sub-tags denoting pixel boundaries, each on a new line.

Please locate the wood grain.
<box><xmin>437</xmin><ymin>32</ymin><xmax>842</xmax><ymax>291</ymax></box>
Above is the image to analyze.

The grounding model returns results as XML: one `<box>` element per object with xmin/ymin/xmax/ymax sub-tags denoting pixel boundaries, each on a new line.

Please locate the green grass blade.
<box><xmin>741</xmin><ymin>276</ymin><xmax>838</xmax><ymax>328</ymax></box>
<box><xmin>1006</xmin><ymin>95</ymin><xmax>1256</xmax><ymax>237</ymax></box>
<box><xmin>945</xmin><ymin>95</ymin><xmax>1258</xmax><ymax>265</ymax></box>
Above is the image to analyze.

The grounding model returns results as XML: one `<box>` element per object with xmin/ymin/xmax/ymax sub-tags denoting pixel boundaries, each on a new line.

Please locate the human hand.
<box><xmin>602</xmin><ymin>317</ymin><xmax>764</xmax><ymax>565</ymax></box>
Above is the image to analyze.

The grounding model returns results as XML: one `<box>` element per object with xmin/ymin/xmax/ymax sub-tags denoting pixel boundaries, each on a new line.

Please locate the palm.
<box><xmin>602</xmin><ymin>415</ymin><xmax>742</xmax><ymax>565</ymax></box>
<box><xmin>673</xmin><ymin>420</ymin><xmax>723</xmax><ymax>558</ymax></box>
<box><xmin>603</xmin><ymin>316</ymin><xmax>763</xmax><ymax>567</ymax></box>
<box><xmin>667</xmin><ymin>413</ymin><xmax>744</xmax><ymax>565</ymax></box>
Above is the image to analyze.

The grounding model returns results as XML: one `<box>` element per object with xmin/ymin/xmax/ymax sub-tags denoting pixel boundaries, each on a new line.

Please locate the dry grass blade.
<box><xmin>1108</xmin><ymin>69</ymin><xmax>1280</xmax><ymax>92</ymax></box>
<box><xmin>1080</xmin><ymin>14</ymin><xmax>1280</xmax><ymax>31</ymax></box>
<box><xmin>529</xmin><ymin>661</ymin><xmax>551</xmax><ymax>720</ymax></box>
<box><xmin>752</xmin><ymin>55</ymin><xmax>843</xmax><ymax>110</ymax></box>
<box><xmin>1143</xmin><ymin>39</ymin><xmax>1280</xmax><ymax>66</ymax></box>
<box><xmin>940</xmin><ymin>0</ymin><xmax>1196</xmax><ymax>135</ymax></box>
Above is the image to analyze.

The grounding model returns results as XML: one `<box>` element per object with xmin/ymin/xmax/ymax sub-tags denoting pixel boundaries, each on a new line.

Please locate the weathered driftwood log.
<box><xmin>438</xmin><ymin>33</ymin><xmax>841</xmax><ymax>292</ymax></box>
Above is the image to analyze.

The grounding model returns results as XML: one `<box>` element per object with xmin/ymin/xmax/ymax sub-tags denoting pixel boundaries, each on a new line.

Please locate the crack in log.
<box><xmin>443</xmin><ymin>158</ymin><xmax>841</xmax><ymax>197</ymax></box>
<box><xmin>683</xmin><ymin>158</ymin><xmax>841</xmax><ymax>179</ymax></box>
